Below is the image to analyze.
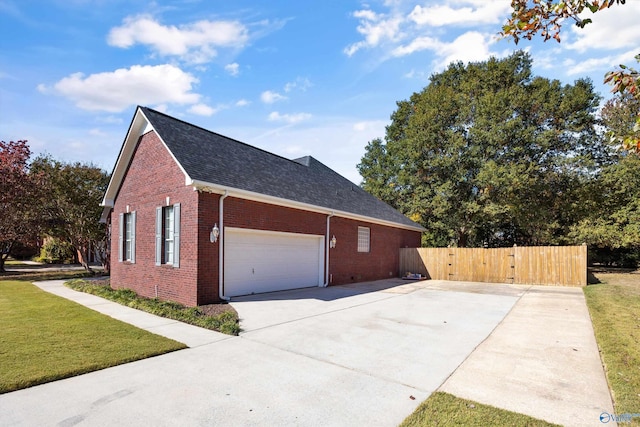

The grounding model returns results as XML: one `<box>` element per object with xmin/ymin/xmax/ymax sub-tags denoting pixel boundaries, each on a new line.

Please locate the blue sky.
<box><xmin>2</xmin><ymin>0</ymin><xmax>638</xmax><ymax>184</ymax></box>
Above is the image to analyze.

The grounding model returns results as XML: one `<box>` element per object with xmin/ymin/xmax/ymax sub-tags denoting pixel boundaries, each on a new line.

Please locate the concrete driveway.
<box><xmin>1</xmin><ymin>279</ymin><xmax>614</xmax><ymax>426</ymax></box>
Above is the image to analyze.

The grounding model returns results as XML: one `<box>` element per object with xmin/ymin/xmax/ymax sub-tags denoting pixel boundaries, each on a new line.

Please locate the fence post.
<box><xmin>448</xmin><ymin>247</ymin><xmax>455</xmax><ymax>281</ymax></box>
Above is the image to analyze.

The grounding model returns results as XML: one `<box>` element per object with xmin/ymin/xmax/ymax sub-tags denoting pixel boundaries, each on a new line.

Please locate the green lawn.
<box><xmin>400</xmin><ymin>392</ymin><xmax>560</xmax><ymax>427</ymax></box>
<box><xmin>0</xmin><ymin>269</ymin><xmax>92</xmax><ymax>282</ymax></box>
<box><xmin>0</xmin><ymin>280</ymin><xmax>186</xmax><ymax>394</ymax></box>
<box><xmin>585</xmin><ymin>271</ymin><xmax>640</xmax><ymax>425</ymax></box>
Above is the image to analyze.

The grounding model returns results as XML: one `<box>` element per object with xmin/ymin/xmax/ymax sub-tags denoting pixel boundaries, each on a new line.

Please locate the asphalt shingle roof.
<box><xmin>140</xmin><ymin>106</ymin><xmax>422</xmax><ymax>230</ymax></box>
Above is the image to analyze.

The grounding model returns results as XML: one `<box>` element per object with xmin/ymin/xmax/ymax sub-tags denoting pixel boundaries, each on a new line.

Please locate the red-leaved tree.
<box><xmin>0</xmin><ymin>140</ymin><xmax>43</xmax><ymax>272</ymax></box>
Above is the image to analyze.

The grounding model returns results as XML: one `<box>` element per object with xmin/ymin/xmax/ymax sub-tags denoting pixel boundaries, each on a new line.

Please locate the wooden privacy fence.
<box><xmin>400</xmin><ymin>246</ymin><xmax>587</xmax><ymax>287</ymax></box>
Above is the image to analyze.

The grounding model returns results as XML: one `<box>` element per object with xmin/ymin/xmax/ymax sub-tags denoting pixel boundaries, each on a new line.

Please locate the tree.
<box><xmin>601</xmin><ymin>93</ymin><xmax>640</xmax><ymax>138</ymax></box>
<box><xmin>31</xmin><ymin>157</ymin><xmax>110</xmax><ymax>273</ymax></box>
<box><xmin>568</xmin><ymin>94</ymin><xmax>640</xmax><ymax>265</ymax></box>
<box><xmin>501</xmin><ymin>0</ymin><xmax>640</xmax><ymax>153</ymax></box>
<box><xmin>604</xmin><ymin>56</ymin><xmax>640</xmax><ymax>152</ymax></box>
<box><xmin>569</xmin><ymin>154</ymin><xmax>640</xmax><ymax>264</ymax></box>
<box><xmin>0</xmin><ymin>140</ymin><xmax>43</xmax><ymax>272</ymax></box>
<box><xmin>502</xmin><ymin>0</ymin><xmax>626</xmax><ymax>44</ymax></box>
<box><xmin>358</xmin><ymin>51</ymin><xmax>605</xmax><ymax>247</ymax></box>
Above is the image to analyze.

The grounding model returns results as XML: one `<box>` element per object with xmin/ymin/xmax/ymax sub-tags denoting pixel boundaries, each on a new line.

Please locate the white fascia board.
<box><xmin>102</xmin><ymin>107</ymin><xmax>192</xmax><ymax>206</ymax></box>
<box><xmin>189</xmin><ymin>179</ymin><xmax>425</xmax><ymax>232</ymax></box>
<box><xmin>101</xmin><ymin>198</ymin><xmax>114</xmax><ymax>208</ymax></box>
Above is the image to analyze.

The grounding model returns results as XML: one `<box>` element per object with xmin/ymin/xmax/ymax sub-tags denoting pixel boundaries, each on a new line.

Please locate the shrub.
<box><xmin>39</xmin><ymin>239</ymin><xmax>75</xmax><ymax>264</ymax></box>
<box><xmin>65</xmin><ymin>279</ymin><xmax>240</xmax><ymax>335</ymax></box>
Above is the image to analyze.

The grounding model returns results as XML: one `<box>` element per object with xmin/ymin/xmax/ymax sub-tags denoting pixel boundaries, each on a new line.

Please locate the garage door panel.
<box><xmin>225</xmin><ymin>228</ymin><xmax>324</xmax><ymax>297</ymax></box>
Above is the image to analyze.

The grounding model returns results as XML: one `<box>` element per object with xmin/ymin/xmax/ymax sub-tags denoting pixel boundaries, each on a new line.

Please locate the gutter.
<box><xmin>189</xmin><ymin>179</ymin><xmax>425</xmax><ymax>233</ymax></box>
<box><xmin>218</xmin><ymin>191</ymin><xmax>230</xmax><ymax>301</ymax></box>
<box><xmin>324</xmin><ymin>211</ymin><xmax>334</xmax><ymax>287</ymax></box>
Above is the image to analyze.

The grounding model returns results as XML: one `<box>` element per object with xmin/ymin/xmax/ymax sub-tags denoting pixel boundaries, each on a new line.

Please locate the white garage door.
<box><xmin>224</xmin><ymin>227</ymin><xmax>325</xmax><ymax>297</ymax></box>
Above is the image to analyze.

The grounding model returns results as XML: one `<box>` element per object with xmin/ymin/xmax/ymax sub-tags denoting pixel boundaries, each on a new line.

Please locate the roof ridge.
<box><xmin>140</xmin><ymin>106</ymin><xmax>311</xmax><ymax>169</ymax></box>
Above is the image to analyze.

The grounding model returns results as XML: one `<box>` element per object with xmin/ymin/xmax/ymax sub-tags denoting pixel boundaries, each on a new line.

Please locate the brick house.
<box><xmin>101</xmin><ymin>106</ymin><xmax>424</xmax><ymax>306</ymax></box>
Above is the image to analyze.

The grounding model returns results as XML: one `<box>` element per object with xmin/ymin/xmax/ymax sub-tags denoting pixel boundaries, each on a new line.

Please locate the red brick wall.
<box><xmin>111</xmin><ymin>131</ymin><xmax>200</xmax><ymax>306</ymax></box>
<box><xmin>327</xmin><ymin>217</ymin><xmax>421</xmax><ymax>285</ymax></box>
<box><xmin>196</xmin><ymin>191</ymin><xmax>219</xmax><ymax>304</ymax></box>
<box><xmin>111</xmin><ymin>131</ymin><xmax>421</xmax><ymax>306</ymax></box>
<box><xmin>196</xmin><ymin>196</ymin><xmax>421</xmax><ymax>298</ymax></box>
<box><xmin>224</xmin><ymin>198</ymin><xmax>327</xmax><ymax>235</ymax></box>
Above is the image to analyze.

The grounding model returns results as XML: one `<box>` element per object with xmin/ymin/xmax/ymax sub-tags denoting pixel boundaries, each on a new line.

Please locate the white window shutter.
<box><xmin>155</xmin><ymin>207</ymin><xmax>162</xmax><ymax>266</ymax></box>
<box><xmin>130</xmin><ymin>211</ymin><xmax>136</xmax><ymax>264</ymax></box>
<box><xmin>118</xmin><ymin>213</ymin><xmax>124</xmax><ymax>262</ymax></box>
<box><xmin>173</xmin><ymin>203</ymin><xmax>180</xmax><ymax>268</ymax></box>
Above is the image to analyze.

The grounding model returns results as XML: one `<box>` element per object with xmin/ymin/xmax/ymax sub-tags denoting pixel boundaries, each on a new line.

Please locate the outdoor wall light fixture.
<box><xmin>330</xmin><ymin>235</ymin><xmax>337</xmax><ymax>248</ymax></box>
<box><xmin>210</xmin><ymin>223</ymin><xmax>220</xmax><ymax>243</ymax></box>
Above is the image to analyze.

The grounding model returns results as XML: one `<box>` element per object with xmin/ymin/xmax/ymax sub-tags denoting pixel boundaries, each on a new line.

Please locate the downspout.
<box><xmin>324</xmin><ymin>211</ymin><xmax>334</xmax><ymax>287</ymax></box>
<box><xmin>218</xmin><ymin>191</ymin><xmax>230</xmax><ymax>301</ymax></box>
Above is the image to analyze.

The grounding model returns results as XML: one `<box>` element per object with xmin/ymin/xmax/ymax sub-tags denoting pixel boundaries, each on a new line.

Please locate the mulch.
<box><xmin>199</xmin><ymin>303</ymin><xmax>238</xmax><ymax>317</ymax></box>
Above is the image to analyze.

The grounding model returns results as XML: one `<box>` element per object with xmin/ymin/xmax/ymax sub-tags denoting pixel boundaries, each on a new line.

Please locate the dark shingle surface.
<box><xmin>140</xmin><ymin>107</ymin><xmax>421</xmax><ymax>229</ymax></box>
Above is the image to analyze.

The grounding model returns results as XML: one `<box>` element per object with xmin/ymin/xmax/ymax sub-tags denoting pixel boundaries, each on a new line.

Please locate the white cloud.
<box><xmin>433</xmin><ymin>31</ymin><xmax>495</xmax><ymax>68</ymax></box>
<box><xmin>392</xmin><ymin>35</ymin><xmax>439</xmax><ymax>57</ymax></box>
<box><xmin>261</xmin><ymin>90</ymin><xmax>287</xmax><ymax>104</ymax></box>
<box><xmin>284</xmin><ymin>77</ymin><xmax>312</xmax><ymax>93</ymax></box>
<box><xmin>39</xmin><ymin>64</ymin><xmax>200</xmax><ymax>112</ymax></box>
<box><xmin>566</xmin><ymin>2</ymin><xmax>640</xmax><ymax>52</ymax></box>
<box><xmin>353</xmin><ymin>120</ymin><xmax>386</xmax><ymax>132</ymax></box>
<box><xmin>344</xmin><ymin>8</ymin><xmax>403</xmax><ymax>56</ymax></box>
<box><xmin>107</xmin><ymin>15</ymin><xmax>249</xmax><ymax>64</ymax></box>
<box><xmin>236</xmin><ymin>99</ymin><xmax>250</xmax><ymax>107</ymax></box>
<box><xmin>225</xmin><ymin>62</ymin><xmax>240</xmax><ymax>76</ymax></box>
<box><xmin>344</xmin><ymin>1</ymin><xmax>504</xmax><ymax>65</ymax></box>
<box><xmin>409</xmin><ymin>1</ymin><xmax>510</xmax><ymax>27</ymax></box>
<box><xmin>268</xmin><ymin>111</ymin><xmax>312</xmax><ymax>124</ymax></box>
<box><xmin>188</xmin><ymin>103</ymin><xmax>218</xmax><ymax>116</ymax></box>
<box><xmin>97</xmin><ymin>115</ymin><xmax>124</xmax><ymax>124</ymax></box>
<box><xmin>564</xmin><ymin>49</ymin><xmax>639</xmax><ymax>76</ymax></box>
<box><xmin>154</xmin><ymin>104</ymin><xmax>169</xmax><ymax>113</ymax></box>
<box><xmin>392</xmin><ymin>31</ymin><xmax>494</xmax><ymax>69</ymax></box>
<box><xmin>88</xmin><ymin>128</ymin><xmax>107</xmax><ymax>137</ymax></box>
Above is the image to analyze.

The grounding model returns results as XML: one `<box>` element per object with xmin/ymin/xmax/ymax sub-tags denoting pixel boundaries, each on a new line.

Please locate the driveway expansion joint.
<box><xmin>237</xmin><ymin>293</ymin><xmax>403</xmax><ymax>335</ymax></box>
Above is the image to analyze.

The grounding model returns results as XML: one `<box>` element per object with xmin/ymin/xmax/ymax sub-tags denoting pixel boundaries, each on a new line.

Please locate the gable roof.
<box><xmin>102</xmin><ymin>106</ymin><xmax>424</xmax><ymax>232</ymax></box>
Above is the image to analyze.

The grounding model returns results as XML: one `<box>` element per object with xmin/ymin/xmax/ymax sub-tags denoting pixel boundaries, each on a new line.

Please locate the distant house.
<box><xmin>101</xmin><ymin>106</ymin><xmax>423</xmax><ymax>306</ymax></box>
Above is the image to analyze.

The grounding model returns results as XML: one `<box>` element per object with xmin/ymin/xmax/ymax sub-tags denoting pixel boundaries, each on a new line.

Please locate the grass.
<box><xmin>584</xmin><ymin>270</ymin><xmax>640</xmax><ymax>425</ymax></box>
<box><xmin>0</xmin><ymin>269</ymin><xmax>93</xmax><ymax>282</ymax></box>
<box><xmin>399</xmin><ymin>392</ymin><xmax>560</xmax><ymax>427</ymax></box>
<box><xmin>0</xmin><ymin>280</ymin><xmax>186</xmax><ymax>394</ymax></box>
<box><xmin>66</xmin><ymin>279</ymin><xmax>241</xmax><ymax>336</ymax></box>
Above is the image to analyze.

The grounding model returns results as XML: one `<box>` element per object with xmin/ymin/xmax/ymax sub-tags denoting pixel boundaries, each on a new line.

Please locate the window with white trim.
<box><xmin>156</xmin><ymin>203</ymin><xmax>180</xmax><ymax>267</ymax></box>
<box><xmin>357</xmin><ymin>226</ymin><xmax>370</xmax><ymax>253</ymax></box>
<box><xmin>164</xmin><ymin>206</ymin><xmax>174</xmax><ymax>263</ymax></box>
<box><xmin>118</xmin><ymin>211</ymin><xmax>136</xmax><ymax>263</ymax></box>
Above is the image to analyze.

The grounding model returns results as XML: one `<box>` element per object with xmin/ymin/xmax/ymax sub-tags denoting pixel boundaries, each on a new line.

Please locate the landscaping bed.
<box><xmin>66</xmin><ymin>278</ymin><xmax>240</xmax><ymax>336</ymax></box>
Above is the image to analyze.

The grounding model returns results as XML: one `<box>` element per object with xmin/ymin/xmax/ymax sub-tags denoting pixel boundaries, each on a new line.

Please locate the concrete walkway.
<box><xmin>32</xmin><ymin>280</ymin><xmax>228</xmax><ymax>348</ymax></box>
<box><xmin>0</xmin><ymin>279</ymin><xmax>615</xmax><ymax>426</ymax></box>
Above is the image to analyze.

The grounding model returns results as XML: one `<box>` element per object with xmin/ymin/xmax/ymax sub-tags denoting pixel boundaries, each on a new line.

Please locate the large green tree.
<box><xmin>31</xmin><ymin>157</ymin><xmax>110</xmax><ymax>272</ymax></box>
<box><xmin>358</xmin><ymin>51</ymin><xmax>605</xmax><ymax>247</ymax></box>
<box><xmin>569</xmin><ymin>94</ymin><xmax>640</xmax><ymax>263</ymax></box>
<box><xmin>502</xmin><ymin>0</ymin><xmax>639</xmax><ymax>153</ymax></box>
